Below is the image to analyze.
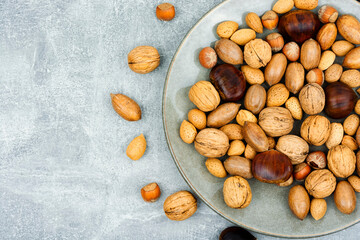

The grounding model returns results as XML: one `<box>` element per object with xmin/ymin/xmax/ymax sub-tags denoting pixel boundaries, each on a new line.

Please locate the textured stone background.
<box><xmin>0</xmin><ymin>0</ymin><xmax>359</xmax><ymax>239</ymax></box>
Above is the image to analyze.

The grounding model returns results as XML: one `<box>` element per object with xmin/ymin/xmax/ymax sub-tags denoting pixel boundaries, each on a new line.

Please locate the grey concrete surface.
<box><xmin>0</xmin><ymin>0</ymin><xmax>359</xmax><ymax>239</ymax></box>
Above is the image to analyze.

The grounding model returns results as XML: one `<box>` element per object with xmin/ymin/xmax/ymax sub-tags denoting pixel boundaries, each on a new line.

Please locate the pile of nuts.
<box><xmin>180</xmin><ymin>0</ymin><xmax>360</xmax><ymax>221</ymax></box>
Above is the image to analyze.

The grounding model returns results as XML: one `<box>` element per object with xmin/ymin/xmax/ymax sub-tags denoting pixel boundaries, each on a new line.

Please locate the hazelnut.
<box><xmin>306</xmin><ymin>68</ymin><xmax>324</xmax><ymax>85</ymax></box>
<box><xmin>198</xmin><ymin>47</ymin><xmax>217</xmax><ymax>69</ymax></box>
<box><xmin>282</xmin><ymin>42</ymin><xmax>300</xmax><ymax>62</ymax></box>
<box><xmin>128</xmin><ymin>46</ymin><xmax>160</xmax><ymax>74</ymax></box>
<box><xmin>163</xmin><ymin>191</ymin><xmax>197</xmax><ymax>221</ymax></box>
<box><xmin>306</xmin><ymin>151</ymin><xmax>327</xmax><ymax>169</ymax></box>
<box><xmin>262</xmin><ymin>10</ymin><xmax>278</xmax><ymax>30</ymax></box>
<box><xmin>318</xmin><ymin>5</ymin><xmax>338</xmax><ymax>23</ymax></box>
<box><xmin>156</xmin><ymin>3</ymin><xmax>175</xmax><ymax>21</ymax></box>
<box><xmin>265</xmin><ymin>33</ymin><xmax>284</xmax><ymax>52</ymax></box>
<box><xmin>294</xmin><ymin>163</ymin><xmax>311</xmax><ymax>181</ymax></box>
<box><xmin>141</xmin><ymin>182</ymin><xmax>161</xmax><ymax>202</ymax></box>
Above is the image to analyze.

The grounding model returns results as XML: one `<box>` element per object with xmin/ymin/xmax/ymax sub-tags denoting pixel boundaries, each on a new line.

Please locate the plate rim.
<box><xmin>162</xmin><ymin>0</ymin><xmax>360</xmax><ymax>238</ymax></box>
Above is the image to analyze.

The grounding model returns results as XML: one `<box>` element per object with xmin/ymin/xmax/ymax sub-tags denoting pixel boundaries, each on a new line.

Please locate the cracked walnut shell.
<box><xmin>305</xmin><ymin>169</ymin><xmax>336</xmax><ymax>198</ymax></box>
<box><xmin>244</xmin><ymin>39</ymin><xmax>272</xmax><ymax>68</ymax></box>
<box><xmin>163</xmin><ymin>191</ymin><xmax>197</xmax><ymax>221</ymax></box>
<box><xmin>223</xmin><ymin>176</ymin><xmax>252</xmax><ymax>209</ymax></box>
<box><xmin>328</xmin><ymin>145</ymin><xmax>356</xmax><ymax>178</ymax></box>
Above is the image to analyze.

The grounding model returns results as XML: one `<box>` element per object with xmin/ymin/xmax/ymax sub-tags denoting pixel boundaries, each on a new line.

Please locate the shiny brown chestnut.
<box><xmin>278</xmin><ymin>10</ymin><xmax>321</xmax><ymax>44</ymax></box>
<box><xmin>325</xmin><ymin>82</ymin><xmax>357</xmax><ymax>119</ymax></box>
<box><xmin>252</xmin><ymin>150</ymin><xmax>293</xmax><ymax>184</ymax></box>
<box><xmin>219</xmin><ymin>226</ymin><xmax>256</xmax><ymax>240</ymax></box>
<box><xmin>210</xmin><ymin>64</ymin><xmax>246</xmax><ymax>102</ymax></box>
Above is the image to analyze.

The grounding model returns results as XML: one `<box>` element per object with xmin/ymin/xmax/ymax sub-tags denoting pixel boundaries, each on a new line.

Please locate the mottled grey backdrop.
<box><xmin>0</xmin><ymin>0</ymin><xmax>359</xmax><ymax>239</ymax></box>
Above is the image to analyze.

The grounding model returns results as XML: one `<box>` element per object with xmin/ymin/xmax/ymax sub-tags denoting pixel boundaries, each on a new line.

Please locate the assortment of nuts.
<box><xmin>179</xmin><ymin>0</ymin><xmax>360</xmax><ymax>221</ymax></box>
<box><xmin>112</xmin><ymin>2</ymin><xmax>199</xmax><ymax>224</ymax></box>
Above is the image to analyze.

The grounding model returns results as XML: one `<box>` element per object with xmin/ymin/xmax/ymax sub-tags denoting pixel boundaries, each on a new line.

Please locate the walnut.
<box><xmin>163</xmin><ymin>191</ymin><xmax>197</xmax><ymax>221</ymax></box>
<box><xmin>244</xmin><ymin>39</ymin><xmax>272</xmax><ymax>68</ymax></box>
<box><xmin>305</xmin><ymin>169</ymin><xmax>336</xmax><ymax>198</ymax></box>
<box><xmin>276</xmin><ymin>135</ymin><xmax>309</xmax><ymax>164</ymax></box>
<box><xmin>127</xmin><ymin>46</ymin><xmax>160</xmax><ymax>74</ymax></box>
<box><xmin>300</xmin><ymin>115</ymin><xmax>330</xmax><ymax>146</ymax></box>
<box><xmin>223</xmin><ymin>176</ymin><xmax>252</xmax><ymax>209</ymax></box>
<box><xmin>327</xmin><ymin>145</ymin><xmax>356</xmax><ymax>178</ymax></box>
<box><xmin>258</xmin><ymin>107</ymin><xmax>294</xmax><ymax>137</ymax></box>
<box><xmin>299</xmin><ymin>83</ymin><xmax>325</xmax><ymax>115</ymax></box>
<box><xmin>188</xmin><ymin>81</ymin><xmax>220</xmax><ymax>112</ymax></box>
<box><xmin>194</xmin><ymin>128</ymin><xmax>229</xmax><ymax>158</ymax></box>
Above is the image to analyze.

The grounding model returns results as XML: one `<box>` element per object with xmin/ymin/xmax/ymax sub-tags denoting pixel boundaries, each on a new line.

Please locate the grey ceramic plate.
<box><xmin>163</xmin><ymin>0</ymin><xmax>360</xmax><ymax>238</ymax></box>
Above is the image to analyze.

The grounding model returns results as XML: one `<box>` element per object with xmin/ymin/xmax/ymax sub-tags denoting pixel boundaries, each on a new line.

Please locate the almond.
<box><xmin>341</xmin><ymin>70</ymin><xmax>360</xmax><ymax>88</ymax></box>
<box><xmin>273</xmin><ymin>0</ymin><xmax>294</xmax><ymax>14</ymax></box>
<box><xmin>216</xmin><ymin>21</ymin><xmax>238</xmax><ymax>39</ymax></box>
<box><xmin>325</xmin><ymin>64</ymin><xmax>343</xmax><ymax>83</ymax></box>
<box><xmin>205</xmin><ymin>158</ymin><xmax>227</xmax><ymax>178</ymax></box>
<box><xmin>294</xmin><ymin>0</ymin><xmax>318</xmax><ymax>10</ymax></box>
<box><xmin>230</xmin><ymin>29</ymin><xmax>256</xmax><ymax>45</ymax></box>
<box><xmin>318</xmin><ymin>50</ymin><xmax>335</xmax><ymax>71</ymax></box>
<box><xmin>180</xmin><ymin>120</ymin><xmax>197</xmax><ymax>144</ymax></box>
<box><xmin>241</xmin><ymin>65</ymin><xmax>265</xmax><ymax>85</ymax></box>
<box><xmin>126</xmin><ymin>134</ymin><xmax>147</xmax><ymax>160</ymax></box>
<box><xmin>310</xmin><ymin>198</ymin><xmax>327</xmax><ymax>221</ymax></box>
<box><xmin>285</xmin><ymin>97</ymin><xmax>302</xmax><ymax>120</ymax></box>
<box><xmin>332</xmin><ymin>40</ymin><xmax>355</xmax><ymax>57</ymax></box>
<box><xmin>227</xmin><ymin>140</ymin><xmax>246</xmax><ymax>156</ymax></box>
<box><xmin>267</xmin><ymin>83</ymin><xmax>289</xmax><ymax>107</ymax></box>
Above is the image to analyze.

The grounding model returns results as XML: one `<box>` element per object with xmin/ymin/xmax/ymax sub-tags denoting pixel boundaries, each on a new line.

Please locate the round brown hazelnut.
<box><xmin>294</xmin><ymin>163</ymin><xmax>311</xmax><ymax>181</ymax></box>
<box><xmin>306</xmin><ymin>151</ymin><xmax>327</xmax><ymax>169</ymax></box>
<box><xmin>265</xmin><ymin>33</ymin><xmax>284</xmax><ymax>52</ymax></box>
<box><xmin>156</xmin><ymin>3</ymin><xmax>175</xmax><ymax>21</ymax></box>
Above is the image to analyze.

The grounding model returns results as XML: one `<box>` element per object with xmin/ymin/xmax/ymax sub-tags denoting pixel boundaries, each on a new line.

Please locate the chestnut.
<box><xmin>278</xmin><ymin>10</ymin><xmax>321</xmax><ymax>44</ymax></box>
<box><xmin>325</xmin><ymin>82</ymin><xmax>357</xmax><ymax>119</ymax></box>
<box><xmin>252</xmin><ymin>150</ymin><xmax>293</xmax><ymax>184</ymax></box>
<box><xmin>219</xmin><ymin>226</ymin><xmax>256</xmax><ymax>240</ymax></box>
<box><xmin>210</xmin><ymin>64</ymin><xmax>246</xmax><ymax>102</ymax></box>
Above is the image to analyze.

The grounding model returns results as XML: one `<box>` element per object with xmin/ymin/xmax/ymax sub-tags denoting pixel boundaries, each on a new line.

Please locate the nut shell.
<box><xmin>244</xmin><ymin>39</ymin><xmax>272</xmax><ymax>68</ymax></box>
<box><xmin>285</xmin><ymin>97</ymin><xmax>303</xmax><ymax>120</ymax></box>
<box><xmin>334</xmin><ymin>181</ymin><xmax>356</xmax><ymax>214</ymax></box>
<box><xmin>215</xmin><ymin>39</ymin><xmax>243</xmax><ymax>65</ymax></box>
<box><xmin>285</xmin><ymin>62</ymin><xmax>305</xmax><ymax>94</ymax></box>
<box><xmin>288</xmin><ymin>185</ymin><xmax>310</xmax><ymax>220</ymax></box>
<box><xmin>300</xmin><ymin>38</ymin><xmax>321</xmax><ymax>71</ymax></box>
<box><xmin>299</xmin><ymin>83</ymin><xmax>325</xmax><ymax>115</ymax></box>
<box><xmin>305</xmin><ymin>169</ymin><xmax>336</xmax><ymax>198</ymax></box>
<box><xmin>276</xmin><ymin>135</ymin><xmax>309</xmax><ymax>165</ymax></box>
<box><xmin>110</xmin><ymin>93</ymin><xmax>141</xmax><ymax>121</ymax></box>
<box><xmin>265</xmin><ymin>53</ymin><xmax>287</xmax><ymax>86</ymax></box>
<box><xmin>300</xmin><ymin>115</ymin><xmax>330</xmax><ymax>146</ymax></box>
<box><xmin>242</xmin><ymin>122</ymin><xmax>269</xmax><ymax>152</ymax></box>
<box><xmin>306</xmin><ymin>151</ymin><xmax>327</xmax><ymax>169</ymax></box>
<box><xmin>224</xmin><ymin>156</ymin><xmax>253</xmax><ymax>179</ymax></box>
<box><xmin>207</xmin><ymin>103</ymin><xmax>240</xmax><ymax>128</ymax></box>
<box><xmin>244</xmin><ymin>84</ymin><xmax>266</xmax><ymax>114</ymax></box>
<box><xmin>245</xmin><ymin>12</ymin><xmax>263</xmax><ymax>34</ymax></box>
<box><xmin>223</xmin><ymin>176</ymin><xmax>252</xmax><ymax>209</ymax></box>
<box><xmin>259</xmin><ymin>107</ymin><xmax>294</xmax><ymax>137</ymax></box>
<box><xmin>188</xmin><ymin>109</ymin><xmax>206</xmax><ymax>130</ymax></box>
<box><xmin>216</xmin><ymin>21</ymin><xmax>238</xmax><ymax>39</ymax></box>
<box><xmin>327</xmin><ymin>145</ymin><xmax>356</xmax><ymax>178</ymax></box>
<box><xmin>163</xmin><ymin>191</ymin><xmax>197</xmax><ymax>221</ymax></box>
<box><xmin>194</xmin><ymin>128</ymin><xmax>229</xmax><ymax>158</ymax></box>
<box><xmin>336</xmin><ymin>15</ymin><xmax>360</xmax><ymax>45</ymax></box>
<box><xmin>127</xmin><ymin>46</ymin><xmax>160</xmax><ymax>74</ymax></box>
<box><xmin>189</xmin><ymin>81</ymin><xmax>220</xmax><ymax>112</ymax></box>
<box><xmin>126</xmin><ymin>134</ymin><xmax>147</xmax><ymax>161</ymax></box>
<box><xmin>310</xmin><ymin>198</ymin><xmax>327</xmax><ymax>221</ymax></box>
<box><xmin>180</xmin><ymin>120</ymin><xmax>197</xmax><ymax>144</ymax></box>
